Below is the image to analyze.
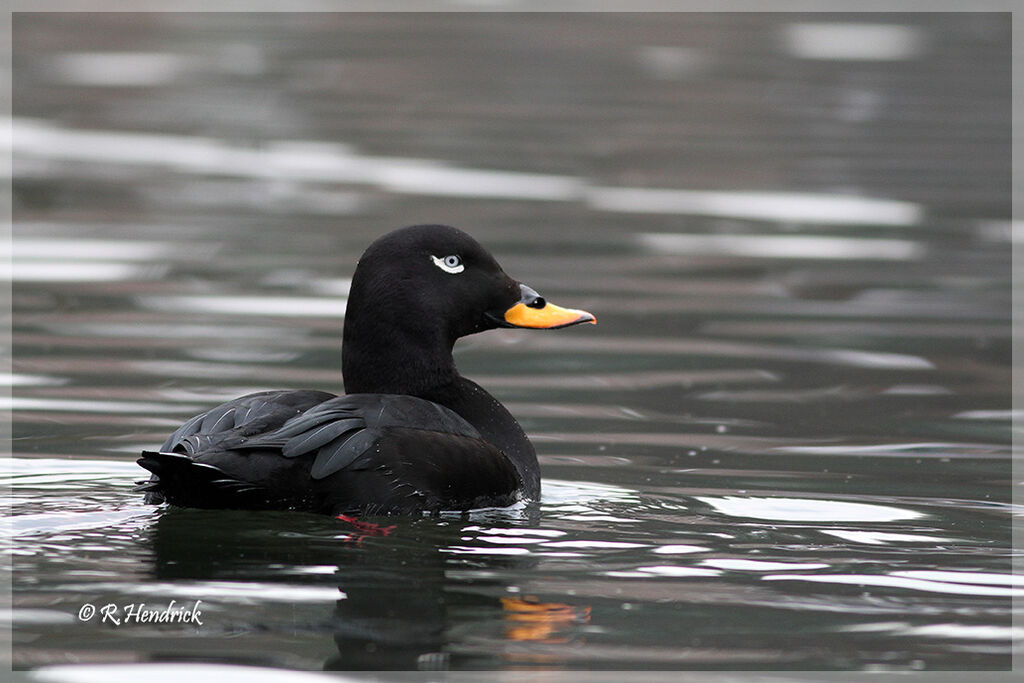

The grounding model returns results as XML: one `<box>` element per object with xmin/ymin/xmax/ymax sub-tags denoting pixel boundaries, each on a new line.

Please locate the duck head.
<box><xmin>348</xmin><ymin>224</ymin><xmax>593</xmax><ymax>337</ymax></box>
<box><xmin>341</xmin><ymin>224</ymin><xmax>595</xmax><ymax>394</ymax></box>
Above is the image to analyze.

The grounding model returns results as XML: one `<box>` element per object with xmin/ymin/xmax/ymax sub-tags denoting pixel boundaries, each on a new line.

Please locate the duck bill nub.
<box><xmin>503</xmin><ymin>300</ymin><xmax>596</xmax><ymax>330</ymax></box>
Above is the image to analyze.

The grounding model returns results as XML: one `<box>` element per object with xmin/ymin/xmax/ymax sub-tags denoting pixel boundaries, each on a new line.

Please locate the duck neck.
<box><xmin>342</xmin><ymin>320</ymin><xmax>457</xmax><ymax>397</ymax></box>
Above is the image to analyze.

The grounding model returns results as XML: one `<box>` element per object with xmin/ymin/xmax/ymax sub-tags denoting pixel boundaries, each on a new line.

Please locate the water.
<box><xmin>7</xmin><ymin>12</ymin><xmax>1014</xmax><ymax>675</ymax></box>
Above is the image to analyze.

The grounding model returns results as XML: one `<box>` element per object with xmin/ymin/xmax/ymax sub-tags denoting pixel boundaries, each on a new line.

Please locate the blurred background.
<box><xmin>7</xmin><ymin>11</ymin><xmax>1015</xmax><ymax>675</ymax></box>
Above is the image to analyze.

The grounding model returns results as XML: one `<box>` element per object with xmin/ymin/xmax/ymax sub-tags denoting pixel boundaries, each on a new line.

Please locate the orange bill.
<box><xmin>504</xmin><ymin>301</ymin><xmax>596</xmax><ymax>329</ymax></box>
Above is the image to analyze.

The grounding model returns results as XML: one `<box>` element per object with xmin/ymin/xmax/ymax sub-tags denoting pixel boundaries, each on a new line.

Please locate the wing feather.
<box><xmin>311</xmin><ymin>428</ymin><xmax>383</xmax><ymax>480</ymax></box>
<box><xmin>281</xmin><ymin>418</ymin><xmax>364</xmax><ymax>458</ymax></box>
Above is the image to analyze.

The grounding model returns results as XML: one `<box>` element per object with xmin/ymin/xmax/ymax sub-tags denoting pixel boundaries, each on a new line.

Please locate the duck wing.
<box><xmin>137</xmin><ymin>389</ymin><xmax>336</xmax><ymax>505</ymax></box>
<box><xmin>157</xmin><ymin>389</ymin><xmax>337</xmax><ymax>456</ymax></box>
<box><xmin>137</xmin><ymin>392</ymin><xmax>522</xmax><ymax>514</ymax></box>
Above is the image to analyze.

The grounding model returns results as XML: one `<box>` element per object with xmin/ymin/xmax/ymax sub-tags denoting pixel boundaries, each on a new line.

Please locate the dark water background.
<box><xmin>7</xmin><ymin>12</ymin><xmax>1015</xmax><ymax>676</ymax></box>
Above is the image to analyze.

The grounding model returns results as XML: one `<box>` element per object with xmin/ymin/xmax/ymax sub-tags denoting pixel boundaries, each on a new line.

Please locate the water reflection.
<box><xmin>783</xmin><ymin>22</ymin><xmax>926</xmax><ymax>61</ymax></box>
<box><xmin>694</xmin><ymin>495</ymin><xmax>924</xmax><ymax>522</ymax></box>
<box><xmin>8</xmin><ymin>457</ymin><xmax>1015</xmax><ymax>670</ymax></box>
<box><xmin>10</xmin><ymin>117</ymin><xmax>585</xmax><ymax>202</ymax></box>
<box><xmin>45</xmin><ymin>51</ymin><xmax>195</xmax><ymax>87</ymax></box>
<box><xmin>31</xmin><ymin>663</ymin><xmax>343</xmax><ymax>683</ymax></box>
<box><xmin>603</xmin><ymin>189</ymin><xmax>922</xmax><ymax>226</ymax></box>
<box><xmin>8</xmin><ymin>117</ymin><xmax>928</xmax><ymax>226</ymax></box>
<box><xmin>820</xmin><ymin>530</ymin><xmax>959</xmax><ymax>545</ymax></box>
<box><xmin>137</xmin><ymin>295</ymin><xmax>346</xmax><ymax>318</ymax></box>
<box><xmin>761</xmin><ymin>574</ymin><xmax>1023</xmax><ymax>598</ymax></box>
<box><xmin>639</xmin><ymin>232</ymin><xmax>923</xmax><ymax>260</ymax></box>
<box><xmin>139</xmin><ymin>499</ymin><xmax>565</xmax><ymax>669</ymax></box>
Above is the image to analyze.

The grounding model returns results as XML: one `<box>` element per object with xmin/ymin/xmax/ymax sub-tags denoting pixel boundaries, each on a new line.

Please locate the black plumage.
<box><xmin>137</xmin><ymin>224</ymin><xmax>594</xmax><ymax>515</ymax></box>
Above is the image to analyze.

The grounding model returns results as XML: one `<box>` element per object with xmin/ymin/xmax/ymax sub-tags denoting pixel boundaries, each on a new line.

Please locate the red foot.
<box><xmin>335</xmin><ymin>514</ymin><xmax>396</xmax><ymax>540</ymax></box>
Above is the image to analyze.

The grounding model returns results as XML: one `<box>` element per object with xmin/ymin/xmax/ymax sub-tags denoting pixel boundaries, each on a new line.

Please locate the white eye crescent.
<box><xmin>431</xmin><ymin>254</ymin><xmax>464</xmax><ymax>274</ymax></box>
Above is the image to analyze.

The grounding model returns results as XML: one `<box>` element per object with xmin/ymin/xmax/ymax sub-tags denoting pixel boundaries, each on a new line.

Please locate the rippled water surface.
<box><xmin>8</xmin><ymin>12</ymin><xmax>1014</xmax><ymax>675</ymax></box>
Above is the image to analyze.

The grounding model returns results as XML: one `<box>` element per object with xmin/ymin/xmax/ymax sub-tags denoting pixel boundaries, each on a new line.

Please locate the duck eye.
<box><xmin>431</xmin><ymin>254</ymin><xmax>464</xmax><ymax>274</ymax></box>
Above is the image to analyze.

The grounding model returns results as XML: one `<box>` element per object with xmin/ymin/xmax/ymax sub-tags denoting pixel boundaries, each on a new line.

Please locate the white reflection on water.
<box><xmin>187</xmin><ymin>347</ymin><xmax>299</xmax><ymax>364</ymax></box>
<box><xmin>52</xmin><ymin>581</ymin><xmax>344</xmax><ymax>603</ymax></box>
<box><xmin>465</xmin><ymin>527</ymin><xmax>564</xmax><ymax>538</ymax></box>
<box><xmin>14</xmin><ymin>236</ymin><xmax>177</xmax><ymax>260</ymax></box>
<box><xmin>8</xmin><ymin>117</ymin><xmax>923</xmax><ymax>227</ymax></box>
<box><xmin>639</xmin><ymin>232</ymin><xmax>923</xmax><ymax>261</ymax></box>
<box><xmin>601</xmin><ymin>189</ymin><xmax>921</xmax><ymax>227</ymax></box>
<box><xmin>777</xmin><ymin>442</ymin><xmax>1006</xmax><ymax>458</ymax></box>
<box><xmin>954</xmin><ymin>409</ymin><xmax>1021</xmax><ymax>421</ymax></box>
<box><xmin>539</xmin><ymin>477</ymin><xmax>642</xmax><ymax>523</ymax></box>
<box><xmin>650</xmin><ymin>544</ymin><xmax>708</xmax><ymax>555</ymax></box>
<box><xmin>1</xmin><ymin>397</ymin><xmax>202</xmax><ymax>414</ymax></box>
<box><xmin>3</xmin><ymin>459</ymin><xmax>154</xmax><ymax>541</ymax></box>
<box><xmin>46</xmin><ymin>52</ymin><xmax>193</xmax><ymax>86</ymax></box>
<box><xmin>882</xmin><ymin>385</ymin><xmax>953</xmax><ymax>396</ymax></box>
<box><xmin>477</xmin><ymin>369</ymin><xmax>778</xmax><ymax>391</ymax></box>
<box><xmin>10</xmin><ymin>510</ymin><xmax>154</xmax><ymax>537</ymax></box>
<box><xmin>39</xmin><ymin>321</ymin><xmax>306</xmax><ymax>341</ymax></box>
<box><xmin>2</xmin><ymin>609</ymin><xmax>76</xmax><ymax>625</ymax></box>
<box><xmin>32</xmin><ymin>663</ymin><xmax>344</xmax><ymax>683</ymax></box>
<box><xmin>700</xmin><ymin>559</ymin><xmax>829</xmax><ymax>571</ymax></box>
<box><xmin>762</xmin><ymin>573</ymin><xmax>1024</xmax><ymax>597</ymax></box>
<box><xmin>837</xmin><ymin>622</ymin><xmax>1024</xmax><ymax>641</ymax></box>
<box><xmin>441</xmin><ymin>545</ymin><xmax>531</xmax><ymax>556</ymax></box>
<box><xmin>2</xmin><ymin>457</ymin><xmax>141</xmax><ymax>482</ymax></box>
<box><xmin>9</xmin><ymin>118</ymin><xmax>580</xmax><ymax>202</ymax></box>
<box><xmin>696</xmin><ymin>495</ymin><xmax>924</xmax><ymax>522</ymax></box>
<box><xmin>502</xmin><ymin>335</ymin><xmax>933</xmax><ymax>370</ymax></box>
<box><xmin>892</xmin><ymin>570</ymin><xmax>1024</xmax><ymax>587</ymax></box>
<box><xmin>137</xmin><ymin>295</ymin><xmax>346</xmax><ymax>318</ymax></box>
<box><xmin>3</xmin><ymin>261</ymin><xmax>168</xmax><ymax>282</ymax></box>
<box><xmin>784</xmin><ymin>23</ymin><xmax>926</xmax><ymax>62</ymax></box>
<box><xmin>0</xmin><ymin>373</ymin><xmax>67</xmax><ymax>386</ymax></box>
<box><xmin>541</xmin><ymin>540</ymin><xmax>646</xmax><ymax>549</ymax></box>
<box><xmin>445</xmin><ymin>480</ymin><xmax>644</xmax><ymax>555</ymax></box>
<box><xmin>820</xmin><ymin>530</ymin><xmax>955</xmax><ymax>545</ymax></box>
<box><xmin>7</xmin><ymin>236</ymin><xmax>179</xmax><ymax>282</ymax></box>
<box><xmin>374</xmin><ymin>159</ymin><xmax>583</xmax><ymax>200</ymax></box>
<box><xmin>606</xmin><ymin>566</ymin><xmax>721</xmax><ymax>578</ymax></box>
<box><xmin>636</xmin><ymin>45</ymin><xmax>706</xmax><ymax>80</ymax></box>
<box><xmin>541</xmin><ymin>478</ymin><xmax>640</xmax><ymax>507</ymax></box>
<box><xmin>473</xmin><ymin>535</ymin><xmax>549</xmax><ymax>545</ymax></box>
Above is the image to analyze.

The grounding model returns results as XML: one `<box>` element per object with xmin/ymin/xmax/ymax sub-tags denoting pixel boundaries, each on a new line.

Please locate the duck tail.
<box><xmin>135</xmin><ymin>451</ymin><xmax>272</xmax><ymax>509</ymax></box>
